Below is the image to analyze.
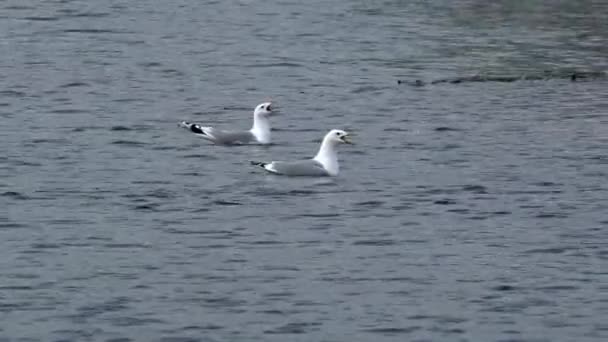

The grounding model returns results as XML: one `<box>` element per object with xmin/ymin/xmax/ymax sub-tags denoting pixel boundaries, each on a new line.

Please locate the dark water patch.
<box><xmin>110</xmin><ymin>126</ymin><xmax>133</xmax><ymax>131</ymax></box>
<box><xmin>287</xmin><ymin>189</ymin><xmax>319</xmax><ymax>195</ymax></box>
<box><xmin>189</xmin><ymin>208</ymin><xmax>211</xmax><ymax>215</ymax></box>
<box><xmin>161</xmin><ymin>69</ymin><xmax>185</xmax><ymax>76</ymax></box>
<box><xmin>446</xmin><ymin>208</ymin><xmax>470</xmax><ymax>214</ymax></box>
<box><xmin>399</xmin><ymin>71</ymin><xmax>608</xmax><ymax>86</ymax></box>
<box><xmin>49</xmin><ymin>108</ymin><xmax>90</xmax><ymax>114</ymax></box>
<box><xmin>59</xmin><ymin>82</ymin><xmax>90</xmax><ymax>88</ymax></box>
<box><xmin>48</xmin><ymin>218</ymin><xmax>91</xmax><ymax>225</ymax></box>
<box><xmin>246</xmin><ymin>188</ymin><xmax>319</xmax><ymax>197</ymax></box>
<box><xmin>243</xmin><ymin>240</ymin><xmax>284</xmax><ymax>246</ymax></box>
<box><xmin>0</xmin><ymin>285</ymin><xmax>38</xmax><ymax>291</ymax></box>
<box><xmin>182</xmin><ymin>324</ymin><xmax>223</xmax><ymax>331</ymax></box>
<box><xmin>518</xmin><ymin>204</ymin><xmax>545</xmax><ymax>209</ymax></box>
<box><xmin>131</xmin><ymin>203</ymin><xmax>160</xmax><ymax>211</ymax></box>
<box><xmin>182</xmin><ymin>154</ymin><xmax>217</xmax><ymax>160</ymax></box>
<box><xmin>72</xmin><ymin>126</ymin><xmax>104</xmax><ymax>132</ymax></box>
<box><xmin>483</xmin><ymin>298</ymin><xmax>556</xmax><ymax>313</ymax></box>
<box><xmin>259</xmin><ymin>265</ymin><xmax>300</xmax><ymax>272</ymax></box>
<box><xmin>2</xmin><ymin>191</ymin><xmax>29</xmax><ymax>200</ymax></box>
<box><xmin>201</xmin><ymin>297</ymin><xmax>246</xmax><ymax>308</ymax></box>
<box><xmin>362</xmin><ymin>327</ymin><xmax>421</xmax><ymax>334</ymax></box>
<box><xmin>159</xmin><ymin>337</ymin><xmax>203</xmax><ymax>342</ymax></box>
<box><xmin>0</xmin><ymin>90</ymin><xmax>27</xmax><ymax>97</ymax></box>
<box><xmin>102</xmin><ymin>243</ymin><xmax>149</xmax><ymax>249</ymax></box>
<box><xmin>165</xmin><ymin>228</ymin><xmax>232</xmax><ymax>236</ymax></box>
<box><xmin>7</xmin><ymin>273</ymin><xmax>40</xmax><ymax>280</ymax></box>
<box><xmin>62</xmin><ymin>29</ymin><xmax>132</xmax><ymax>34</ymax></box>
<box><xmin>32</xmin><ymin>241</ymin><xmax>67</xmax><ymax>249</ymax></box>
<box><xmin>143</xmin><ymin>189</ymin><xmax>176</xmax><ymax>199</ymax></box>
<box><xmin>533</xmin><ymin>181</ymin><xmax>562</xmax><ymax>187</ymax></box>
<box><xmin>51</xmin><ymin>97</ymin><xmax>72</xmax><ymax>103</ymax></box>
<box><xmin>434</xmin><ymin>126</ymin><xmax>461</xmax><ymax>132</ymax></box>
<box><xmin>433</xmin><ymin>199</ymin><xmax>456</xmax><ymax>205</ymax></box>
<box><xmin>31</xmin><ymin>138</ymin><xmax>69</xmax><ymax>144</ymax></box>
<box><xmin>439</xmin><ymin>143</ymin><xmax>461</xmax><ymax>150</ymax></box>
<box><xmin>256</xmin><ymin>309</ymin><xmax>285</xmax><ymax>315</ymax></box>
<box><xmin>524</xmin><ymin>247</ymin><xmax>573</xmax><ymax>255</ymax></box>
<box><xmin>112</xmin><ymin>97</ymin><xmax>145</xmax><ymax>103</ymax></box>
<box><xmin>0</xmin><ymin>222</ymin><xmax>30</xmax><ymax>229</ymax></box>
<box><xmin>419</xmin><ymin>186</ymin><xmax>460</xmax><ymax>195</ymax></box>
<box><xmin>352</xmin><ymin>239</ymin><xmax>396</xmax><ymax>246</ymax></box>
<box><xmin>60</xmin><ymin>11</ymin><xmax>111</xmax><ymax>19</ymax></box>
<box><xmin>536</xmin><ymin>285</ymin><xmax>579</xmax><ymax>291</ymax></box>
<box><xmin>462</xmin><ymin>184</ymin><xmax>488</xmax><ymax>194</ymax></box>
<box><xmin>247</xmin><ymin>62</ymin><xmax>303</xmax><ymax>68</ymax></box>
<box><xmin>111</xmin><ymin>140</ymin><xmax>148</xmax><ymax>146</ymax></box>
<box><xmin>383</xmin><ymin>127</ymin><xmax>408</xmax><ymax>132</ymax></box>
<box><xmin>131</xmin><ymin>180</ymin><xmax>172</xmax><ymax>185</ymax></box>
<box><xmin>492</xmin><ymin>284</ymin><xmax>518</xmax><ymax>291</ymax></box>
<box><xmin>264</xmin><ymin>322</ymin><xmax>321</xmax><ymax>334</ymax></box>
<box><xmin>0</xmin><ymin>302</ymin><xmax>29</xmax><ymax>312</ymax></box>
<box><xmin>391</xmin><ymin>204</ymin><xmax>413</xmax><ymax>210</ymax></box>
<box><xmin>379</xmin><ymin>276</ymin><xmax>423</xmax><ymax>282</ymax></box>
<box><xmin>138</xmin><ymin>62</ymin><xmax>163</xmax><ymax>68</ymax></box>
<box><xmin>4</xmin><ymin>5</ymin><xmax>35</xmax><ymax>10</ymax></box>
<box><xmin>211</xmin><ymin>200</ymin><xmax>242</xmax><ymax>206</ymax></box>
<box><xmin>430</xmin><ymin>327</ymin><xmax>466</xmax><ymax>334</ymax></box>
<box><xmin>152</xmin><ymin>145</ymin><xmax>178</xmax><ymax>151</ymax></box>
<box><xmin>535</xmin><ymin>212</ymin><xmax>569</xmax><ymax>219</ymax></box>
<box><xmin>172</xmin><ymin>171</ymin><xmax>203</xmax><ymax>177</ymax></box>
<box><xmin>21</xmin><ymin>16</ymin><xmax>60</xmax><ymax>21</ymax></box>
<box><xmin>108</xmin><ymin>316</ymin><xmax>166</xmax><ymax>327</ymax></box>
<box><xmin>351</xmin><ymin>85</ymin><xmax>387</xmax><ymax>94</ymax></box>
<box><xmin>597</xmin><ymin>250</ymin><xmax>608</xmax><ymax>260</ymax></box>
<box><xmin>299</xmin><ymin>213</ymin><xmax>341</xmax><ymax>218</ymax></box>
<box><xmin>263</xmin><ymin>291</ymin><xmax>296</xmax><ymax>299</ymax></box>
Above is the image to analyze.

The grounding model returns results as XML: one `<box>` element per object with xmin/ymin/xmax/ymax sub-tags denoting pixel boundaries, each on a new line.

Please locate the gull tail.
<box><xmin>250</xmin><ymin>161</ymin><xmax>278</xmax><ymax>174</ymax></box>
<box><xmin>250</xmin><ymin>161</ymin><xmax>269</xmax><ymax>168</ymax></box>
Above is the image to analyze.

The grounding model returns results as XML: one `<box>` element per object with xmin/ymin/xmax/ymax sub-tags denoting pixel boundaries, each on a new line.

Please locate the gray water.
<box><xmin>1</xmin><ymin>1</ymin><xmax>607</xmax><ymax>341</ymax></box>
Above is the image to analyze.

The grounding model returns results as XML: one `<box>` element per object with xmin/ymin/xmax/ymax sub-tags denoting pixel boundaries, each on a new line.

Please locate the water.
<box><xmin>1</xmin><ymin>1</ymin><xmax>607</xmax><ymax>341</ymax></box>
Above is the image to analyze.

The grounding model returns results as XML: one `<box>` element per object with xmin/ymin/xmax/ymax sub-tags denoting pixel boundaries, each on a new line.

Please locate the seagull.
<box><xmin>180</xmin><ymin>102</ymin><xmax>274</xmax><ymax>145</ymax></box>
<box><xmin>251</xmin><ymin>129</ymin><xmax>352</xmax><ymax>176</ymax></box>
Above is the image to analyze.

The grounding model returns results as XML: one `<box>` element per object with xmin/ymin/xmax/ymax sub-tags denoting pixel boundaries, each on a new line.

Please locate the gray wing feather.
<box><xmin>270</xmin><ymin>159</ymin><xmax>329</xmax><ymax>176</ymax></box>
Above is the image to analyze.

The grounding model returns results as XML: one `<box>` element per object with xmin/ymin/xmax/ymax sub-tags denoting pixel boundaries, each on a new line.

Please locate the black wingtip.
<box><xmin>250</xmin><ymin>161</ymin><xmax>267</xmax><ymax>167</ymax></box>
<box><xmin>189</xmin><ymin>124</ymin><xmax>204</xmax><ymax>135</ymax></box>
<box><xmin>179</xmin><ymin>121</ymin><xmax>208</xmax><ymax>137</ymax></box>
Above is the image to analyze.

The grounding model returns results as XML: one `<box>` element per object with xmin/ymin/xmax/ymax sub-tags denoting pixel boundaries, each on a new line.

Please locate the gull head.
<box><xmin>253</xmin><ymin>102</ymin><xmax>273</xmax><ymax>117</ymax></box>
<box><xmin>326</xmin><ymin>129</ymin><xmax>353</xmax><ymax>145</ymax></box>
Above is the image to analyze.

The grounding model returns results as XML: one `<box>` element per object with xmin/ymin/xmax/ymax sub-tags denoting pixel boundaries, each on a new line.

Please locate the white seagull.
<box><xmin>251</xmin><ymin>129</ymin><xmax>353</xmax><ymax>177</ymax></box>
<box><xmin>180</xmin><ymin>102</ymin><xmax>274</xmax><ymax>145</ymax></box>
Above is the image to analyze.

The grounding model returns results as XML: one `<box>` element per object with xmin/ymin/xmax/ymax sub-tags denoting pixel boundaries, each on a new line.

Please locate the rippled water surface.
<box><xmin>2</xmin><ymin>1</ymin><xmax>607</xmax><ymax>341</ymax></box>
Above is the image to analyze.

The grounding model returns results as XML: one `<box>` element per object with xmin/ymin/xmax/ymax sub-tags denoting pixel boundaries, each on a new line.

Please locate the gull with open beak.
<box><xmin>179</xmin><ymin>102</ymin><xmax>275</xmax><ymax>145</ymax></box>
<box><xmin>251</xmin><ymin>129</ymin><xmax>353</xmax><ymax>177</ymax></box>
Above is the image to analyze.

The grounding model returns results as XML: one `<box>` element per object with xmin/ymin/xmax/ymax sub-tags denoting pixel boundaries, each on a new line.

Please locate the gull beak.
<box><xmin>341</xmin><ymin>134</ymin><xmax>353</xmax><ymax>144</ymax></box>
<box><xmin>268</xmin><ymin>103</ymin><xmax>278</xmax><ymax>115</ymax></box>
